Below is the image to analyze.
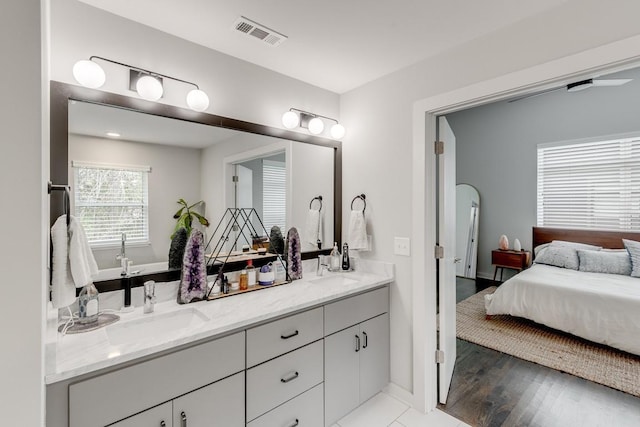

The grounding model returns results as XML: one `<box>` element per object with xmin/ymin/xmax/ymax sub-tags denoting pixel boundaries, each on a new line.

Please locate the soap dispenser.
<box><xmin>330</xmin><ymin>242</ymin><xmax>341</xmax><ymax>271</ymax></box>
<box><xmin>342</xmin><ymin>243</ymin><xmax>350</xmax><ymax>271</ymax></box>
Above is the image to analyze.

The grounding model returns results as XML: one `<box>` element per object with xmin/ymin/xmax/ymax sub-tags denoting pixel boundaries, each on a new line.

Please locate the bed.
<box><xmin>484</xmin><ymin>227</ymin><xmax>640</xmax><ymax>356</ymax></box>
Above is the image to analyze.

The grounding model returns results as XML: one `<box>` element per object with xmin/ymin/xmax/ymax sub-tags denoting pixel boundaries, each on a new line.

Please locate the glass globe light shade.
<box><xmin>330</xmin><ymin>123</ymin><xmax>346</xmax><ymax>139</ymax></box>
<box><xmin>308</xmin><ymin>117</ymin><xmax>324</xmax><ymax>135</ymax></box>
<box><xmin>72</xmin><ymin>60</ymin><xmax>106</xmax><ymax>89</ymax></box>
<box><xmin>282</xmin><ymin>111</ymin><xmax>300</xmax><ymax>129</ymax></box>
<box><xmin>136</xmin><ymin>75</ymin><xmax>163</xmax><ymax>101</ymax></box>
<box><xmin>186</xmin><ymin>89</ymin><xmax>209</xmax><ymax>112</ymax></box>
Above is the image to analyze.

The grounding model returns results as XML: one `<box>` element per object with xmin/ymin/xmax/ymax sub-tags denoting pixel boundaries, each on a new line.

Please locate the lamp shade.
<box><xmin>136</xmin><ymin>75</ymin><xmax>163</xmax><ymax>101</ymax></box>
<box><xmin>282</xmin><ymin>111</ymin><xmax>300</xmax><ymax>129</ymax></box>
<box><xmin>330</xmin><ymin>123</ymin><xmax>346</xmax><ymax>139</ymax></box>
<box><xmin>308</xmin><ymin>117</ymin><xmax>324</xmax><ymax>135</ymax></box>
<box><xmin>72</xmin><ymin>60</ymin><xmax>106</xmax><ymax>89</ymax></box>
<box><xmin>186</xmin><ymin>89</ymin><xmax>209</xmax><ymax>112</ymax></box>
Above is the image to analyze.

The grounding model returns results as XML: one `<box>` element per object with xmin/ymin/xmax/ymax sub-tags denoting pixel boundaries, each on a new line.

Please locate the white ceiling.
<box><xmin>77</xmin><ymin>0</ymin><xmax>569</xmax><ymax>94</ymax></box>
<box><xmin>69</xmin><ymin>100</ymin><xmax>240</xmax><ymax>148</ymax></box>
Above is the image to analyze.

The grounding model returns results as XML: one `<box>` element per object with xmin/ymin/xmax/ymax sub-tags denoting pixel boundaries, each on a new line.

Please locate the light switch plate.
<box><xmin>394</xmin><ymin>237</ymin><xmax>411</xmax><ymax>256</ymax></box>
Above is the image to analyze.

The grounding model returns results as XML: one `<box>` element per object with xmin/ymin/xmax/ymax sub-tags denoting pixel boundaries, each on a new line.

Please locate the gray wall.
<box><xmin>447</xmin><ymin>68</ymin><xmax>640</xmax><ymax>279</ymax></box>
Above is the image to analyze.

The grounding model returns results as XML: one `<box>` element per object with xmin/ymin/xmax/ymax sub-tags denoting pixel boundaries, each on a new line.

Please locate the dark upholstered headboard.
<box><xmin>532</xmin><ymin>227</ymin><xmax>640</xmax><ymax>251</ymax></box>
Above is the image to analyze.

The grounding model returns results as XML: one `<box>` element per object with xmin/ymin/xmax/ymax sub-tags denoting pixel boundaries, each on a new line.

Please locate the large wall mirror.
<box><xmin>50</xmin><ymin>81</ymin><xmax>341</xmax><ymax>278</ymax></box>
<box><xmin>455</xmin><ymin>184</ymin><xmax>480</xmax><ymax>279</ymax></box>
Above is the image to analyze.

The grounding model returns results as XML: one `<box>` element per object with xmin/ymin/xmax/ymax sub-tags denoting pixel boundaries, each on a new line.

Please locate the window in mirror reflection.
<box><xmin>72</xmin><ymin>161</ymin><xmax>150</xmax><ymax>247</ymax></box>
<box><xmin>233</xmin><ymin>152</ymin><xmax>287</xmax><ymax>245</ymax></box>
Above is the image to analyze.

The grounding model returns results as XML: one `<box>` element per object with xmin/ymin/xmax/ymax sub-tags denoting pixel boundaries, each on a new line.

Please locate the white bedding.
<box><xmin>485</xmin><ymin>264</ymin><xmax>640</xmax><ymax>356</ymax></box>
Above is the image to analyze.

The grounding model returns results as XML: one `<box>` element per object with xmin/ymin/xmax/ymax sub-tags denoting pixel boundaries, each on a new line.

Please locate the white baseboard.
<box><xmin>383</xmin><ymin>382</ymin><xmax>414</xmax><ymax>408</ymax></box>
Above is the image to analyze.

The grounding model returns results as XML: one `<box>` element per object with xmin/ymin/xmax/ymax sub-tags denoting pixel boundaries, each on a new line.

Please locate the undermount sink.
<box><xmin>106</xmin><ymin>307</ymin><xmax>209</xmax><ymax>345</ymax></box>
<box><xmin>309</xmin><ymin>275</ymin><xmax>359</xmax><ymax>287</ymax></box>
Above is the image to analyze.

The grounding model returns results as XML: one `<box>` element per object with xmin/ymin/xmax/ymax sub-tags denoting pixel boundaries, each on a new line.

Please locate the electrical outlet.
<box><xmin>394</xmin><ymin>237</ymin><xmax>411</xmax><ymax>256</ymax></box>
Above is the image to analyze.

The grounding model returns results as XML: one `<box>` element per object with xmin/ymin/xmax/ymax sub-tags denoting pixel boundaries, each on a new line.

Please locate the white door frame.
<box><xmin>411</xmin><ymin>35</ymin><xmax>640</xmax><ymax>413</ymax></box>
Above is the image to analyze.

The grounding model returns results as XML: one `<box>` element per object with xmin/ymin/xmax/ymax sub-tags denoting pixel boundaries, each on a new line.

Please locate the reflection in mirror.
<box><xmin>68</xmin><ymin>100</ymin><xmax>334</xmax><ymax>271</ymax></box>
<box><xmin>456</xmin><ymin>184</ymin><xmax>480</xmax><ymax>279</ymax></box>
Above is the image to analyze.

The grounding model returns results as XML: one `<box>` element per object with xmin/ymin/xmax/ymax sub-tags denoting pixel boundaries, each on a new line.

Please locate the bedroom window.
<box><xmin>537</xmin><ymin>135</ymin><xmax>640</xmax><ymax>231</ymax></box>
<box><xmin>72</xmin><ymin>161</ymin><xmax>151</xmax><ymax>247</ymax></box>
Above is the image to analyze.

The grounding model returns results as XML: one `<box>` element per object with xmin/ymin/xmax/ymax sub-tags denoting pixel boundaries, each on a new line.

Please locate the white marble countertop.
<box><xmin>45</xmin><ymin>260</ymin><xmax>394</xmax><ymax>384</ymax></box>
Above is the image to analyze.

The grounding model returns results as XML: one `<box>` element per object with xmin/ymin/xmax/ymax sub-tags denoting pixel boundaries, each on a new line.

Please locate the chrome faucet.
<box><xmin>116</xmin><ymin>233</ymin><xmax>129</xmax><ymax>276</ymax></box>
<box><xmin>143</xmin><ymin>281</ymin><xmax>156</xmax><ymax>314</ymax></box>
<box><xmin>317</xmin><ymin>255</ymin><xmax>330</xmax><ymax>276</ymax></box>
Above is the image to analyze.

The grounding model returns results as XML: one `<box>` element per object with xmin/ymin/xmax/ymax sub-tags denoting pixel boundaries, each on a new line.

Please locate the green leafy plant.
<box><xmin>172</xmin><ymin>199</ymin><xmax>210</xmax><ymax>239</ymax></box>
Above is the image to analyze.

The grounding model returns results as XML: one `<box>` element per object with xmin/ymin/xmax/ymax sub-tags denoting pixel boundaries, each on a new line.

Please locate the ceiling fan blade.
<box><xmin>592</xmin><ymin>78</ymin><xmax>632</xmax><ymax>87</ymax></box>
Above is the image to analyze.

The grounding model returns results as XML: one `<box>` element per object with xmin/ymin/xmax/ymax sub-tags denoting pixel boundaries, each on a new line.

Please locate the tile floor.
<box><xmin>332</xmin><ymin>392</ymin><xmax>470</xmax><ymax>427</ymax></box>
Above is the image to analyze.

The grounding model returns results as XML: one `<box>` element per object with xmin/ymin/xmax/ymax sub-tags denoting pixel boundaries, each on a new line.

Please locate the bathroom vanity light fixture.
<box><xmin>281</xmin><ymin>108</ymin><xmax>346</xmax><ymax>139</ymax></box>
<box><xmin>72</xmin><ymin>56</ymin><xmax>210</xmax><ymax>112</ymax></box>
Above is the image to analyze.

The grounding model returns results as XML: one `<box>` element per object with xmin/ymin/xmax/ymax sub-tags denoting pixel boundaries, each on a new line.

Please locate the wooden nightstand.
<box><xmin>491</xmin><ymin>249</ymin><xmax>531</xmax><ymax>281</ymax></box>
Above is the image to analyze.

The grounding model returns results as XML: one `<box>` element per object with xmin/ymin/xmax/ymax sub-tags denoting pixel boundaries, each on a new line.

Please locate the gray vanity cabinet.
<box><xmin>323</xmin><ymin>288</ymin><xmax>390</xmax><ymax>426</ymax></box>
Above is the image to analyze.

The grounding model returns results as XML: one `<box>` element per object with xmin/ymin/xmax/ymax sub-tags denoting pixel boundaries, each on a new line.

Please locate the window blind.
<box><xmin>262</xmin><ymin>160</ymin><xmax>286</xmax><ymax>233</ymax></box>
<box><xmin>72</xmin><ymin>161</ymin><xmax>150</xmax><ymax>246</ymax></box>
<box><xmin>537</xmin><ymin>136</ymin><xmax>640</xmax><ymax>231</ymax></box>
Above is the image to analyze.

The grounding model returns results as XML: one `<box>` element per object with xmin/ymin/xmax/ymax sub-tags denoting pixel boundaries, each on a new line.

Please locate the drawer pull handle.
<box><xmin>355</xmin><ymin>334</ymin><xmax>361</xmax><ymax>352</ymax></box>
<box><xmin>281</xmin><ymin>371</ymin><xmax>299</xmax><ymax>383</ymax></box>
<box><xmin>281</xmin><ymin>330</ymin><xmax>299</xmax><ymax>340</ymax></box>
<box><xmin>181</xmin><ymin>411</ymin><xmax>187</xmax><ymax>427</ymax></box>
<box><xmin>288</xmin><ymin>419</ymin><xmax>300</xmax><ymax>427</ymax></box>
<box><xmin>363</xmin><ymin>331</ymin><xmax>368</xmax><ymax>349</ymax></box>
<box><xmin>160</xmin><ymin>422</ymin><xmax>166</xmax><ymax>427</ymax></box>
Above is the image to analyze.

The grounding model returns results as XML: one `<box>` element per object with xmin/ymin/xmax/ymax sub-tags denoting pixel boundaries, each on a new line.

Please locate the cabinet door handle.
<box><xmin>281</xmin><ymin>371</ymin><xmax>299</xmax><ymax>383</ymax></box>
<box><xmin>355</xmin><ymin>334</ymin><xmax>360</xmax><ymax>352</ymax></box>
<box><xmin>181</xmin><ymin>411</ymin><xmax>187</xmax><ymax>427</ymax></box>
<box><xmin>362</xmin><ymin>331</ymin><xmax>368</xmax><ymax>349</ymax></box>
<box><xmin>281</xmin><ymin>330</ymin><xmax>299</xmax><ymax>340</ymax></box>
<box><xmin>288</xmin><ymin>419</ymin><xmax>299</xmax><ymax>427</ymax></box>
<box><xmin>160</xmin><ymin>422</ymin><xmax>166</xmax><ymax>427</ymax></box>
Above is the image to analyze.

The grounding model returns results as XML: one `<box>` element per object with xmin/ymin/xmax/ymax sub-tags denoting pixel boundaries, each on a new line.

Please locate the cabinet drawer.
<box><xmin>246</xmin><ymin>340</ymin><xmax>323</xmax><ymax>421</ymax></box>
<box><xmin>324</xmin><ymin>287</ymin><xmax>388</xmax><ymax>336</ymax></box>
<box><xmin>247</xmin><ymin>307</ymin><xmax>323</xmax><ymax>367</ymax></box>
<box><xmin>69</xmin><ymin>331</ymin><xmax>245</xmax><ymax>427</ymax></box>
<box><xmin>110</xmin><ymin>401</ymin><xmax>172</xmax><ymax>427</ymax></box>
<box><xmin>492</xmin><ymin>250</ymin><xmax>530</xmax><ymax>270</ymax></box>
<box><xmin>248</xmin><ymin>383</ymin><xmax>324</xmax><ymax>427</ymax></box>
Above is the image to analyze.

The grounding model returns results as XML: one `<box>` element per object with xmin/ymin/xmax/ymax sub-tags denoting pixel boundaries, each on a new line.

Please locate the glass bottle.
<box><xmin>78</xmin><ymin>283</ymin><xmax>99</xmax><ymax>324</ymax></box>
<box><xmin>330</xmin><ymin>242</ymin><xmax>341</xmax><ymax>271</ymax></box>
<box><xmin>246</xmin><ymin>259</ymin><xmax>256</xmax><ymax>286</ymax></box>
<box><xmin>239</xmin><ymin>269</ymin><xmax>248</xmax><ymax>291</ymax></box>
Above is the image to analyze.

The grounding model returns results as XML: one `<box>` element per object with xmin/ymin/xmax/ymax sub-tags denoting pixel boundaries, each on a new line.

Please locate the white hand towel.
<box><xmin>51</xmin><ymin>215</ymin><xmax>75</xmax><ymax>308</ymax></box>
<box><xmin>68</xmin><ymin>216</ymin><xmax>99</xmax><ymax>288</ymax></box>
<box><xmin>304</xmin><ymin>209</ymin><xmax>321</xmax><ymax>246</ymax></box>
<box><xmin>348</xmin><ymin>210</ymin><xmax>368</xmax><ymax>250</ymax></box>
<box><xmin>51</xmin><ymin>215</ymin><xmax>99</xmax><ymax>309</ymax></box>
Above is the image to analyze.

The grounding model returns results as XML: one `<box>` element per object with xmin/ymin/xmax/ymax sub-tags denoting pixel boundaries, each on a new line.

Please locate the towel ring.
<box><xmin>309</xmin><ymin>195</ymin><xmax>323</xmax><ymax>211</ymax></box>
<box><xmin>48</xmin><ymin>181</ymin><xmax>71</xmax><ymax>227</ymax></box>
<box><xmin>351</xmin><ymin>194</ymin><xmax>366</xmax><ymax>213</ymax></box>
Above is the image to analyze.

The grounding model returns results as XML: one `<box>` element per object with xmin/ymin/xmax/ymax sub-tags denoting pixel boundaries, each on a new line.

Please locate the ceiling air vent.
<box><xmin>232</xmin><ymin>16</ymin><xmax>287</xmax><ymax>47</ymax></box>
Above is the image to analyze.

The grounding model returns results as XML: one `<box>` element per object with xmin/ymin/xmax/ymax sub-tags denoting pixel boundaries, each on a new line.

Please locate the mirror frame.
<box><xmin>50</xmin><ymin>80</ymin><xmax>342</xmax><ymax>262</ymax></box>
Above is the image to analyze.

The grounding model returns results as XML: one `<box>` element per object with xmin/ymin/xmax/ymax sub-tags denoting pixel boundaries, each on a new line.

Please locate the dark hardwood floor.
<box><xmin>438</xmin><ymin>278</ymin><xmax>640</xmax><ymax>427</ymax></box>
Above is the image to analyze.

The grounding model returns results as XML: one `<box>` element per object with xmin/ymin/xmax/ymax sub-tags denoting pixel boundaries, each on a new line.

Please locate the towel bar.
<box><xmin>350</xmin><ymin>194</ymin><xmax>366</xmax><ymax>213</ymax></box>
<box><xmin>48</xmin><ymin>181</ymin><xmax>71</xmax><ymax>227</ymax></box>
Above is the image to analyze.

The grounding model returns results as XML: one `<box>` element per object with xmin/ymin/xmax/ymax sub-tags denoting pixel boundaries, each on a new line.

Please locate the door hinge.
<box><xmin>435</xmin><ymin>350</ymin><xmax>445</xmax><ymax>364</ymax></box>
<box><xmin>434</xmin><ymin>245</ymin><xmax>444</xmax><ymax>259</ymax></box>
<box><xmin>434</xmin><ymin>140</ymin><xmax>444</xmax><ymax>155</ymax></box>
<box><xmin>232</xmin><ymin>175</ymin><xmax>239</xmax><ymax>182</ymax></box>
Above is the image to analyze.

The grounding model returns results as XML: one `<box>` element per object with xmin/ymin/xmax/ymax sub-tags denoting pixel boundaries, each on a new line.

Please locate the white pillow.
<box><xmin>551</xmin><ymin>240</ymin><xmax>602</xmax><ymax>251</ymax></box>
<box><xmin>577</xmin><ymin>249</ymin><xmax>631</xmax><ymax>276</ymax></box>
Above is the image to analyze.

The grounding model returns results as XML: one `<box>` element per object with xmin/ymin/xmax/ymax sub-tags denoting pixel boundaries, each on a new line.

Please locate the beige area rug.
<box><xmin>457</xmin><ymin>287</ymin><xmax>640</xmax><ymax>397</ymax></box>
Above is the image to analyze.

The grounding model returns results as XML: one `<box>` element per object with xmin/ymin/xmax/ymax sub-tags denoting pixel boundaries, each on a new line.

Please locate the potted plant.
<box><xmin>171</xmin><ymin>198</ymin><xmax>210</xmax><ymax>238</ymax></box>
